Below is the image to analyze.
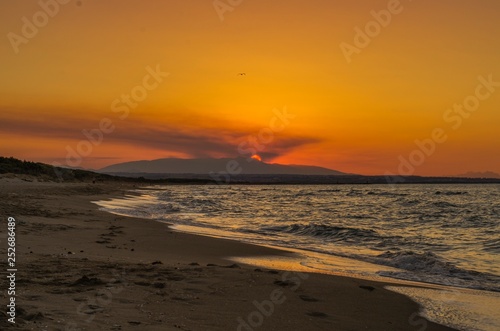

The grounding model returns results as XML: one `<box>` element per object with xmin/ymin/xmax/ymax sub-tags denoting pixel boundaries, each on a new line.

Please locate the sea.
<box><xmin>95</xmin><ymin>184</ymin><xmax>500</xmax><ymax>331</ymax></box>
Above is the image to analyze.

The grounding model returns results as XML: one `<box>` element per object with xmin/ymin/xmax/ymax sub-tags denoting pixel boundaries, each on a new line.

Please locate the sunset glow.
<box><xmin>1</xmin><ymin>0</ymin><xmax>499</xmax><ymax>175</ymax></box>
<box><xmin>251</xmin><ymin>154</ymin><xmax>262</xmax><ymax>162</ymax></box>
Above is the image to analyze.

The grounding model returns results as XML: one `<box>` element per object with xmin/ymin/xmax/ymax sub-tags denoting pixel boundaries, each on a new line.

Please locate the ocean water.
<box><xmin>95</xmin><ymin>184</ymin><xmax>500</xmax><ymax>330</ymax></box>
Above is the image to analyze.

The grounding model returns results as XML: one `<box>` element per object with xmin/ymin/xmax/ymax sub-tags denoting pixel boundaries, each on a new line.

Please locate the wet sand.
<box><xmin>0</xmin><ymin>176</ymin><xmax>457</xmax><ymax>330</ymax></box>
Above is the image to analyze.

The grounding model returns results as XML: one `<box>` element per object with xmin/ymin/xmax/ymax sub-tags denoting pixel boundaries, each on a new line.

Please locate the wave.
<box><xmin>482</xmin><ymin>239</ymin><xmax>500</xmax><ymax>254</ymax></box>
<box><xmin>366</xmin><ymin>191</ymin><xmax>409</xmax><ymax>197</ymax></box>
<box><xmin>429</xmin><ymin>201</ymin><xmax>460</xmax><ymax>209</ymax></box>
<box><xmin>97</xmin><ymin>206</ymin><xmax>152</xmax><ymax>219</ymax></box>
<box><xmin>189</xmin><ymin>198</ymin><xmax>219</xmax><ymax>206</ymax></box>
<box><xmin>294</xmin><ymin>191</ymin><xmax>316</xmax><ymax>197</ymax></box>
<box><xmin>374</xmin><ymin>251</ymin><xmax>456</xmax><ymax>273</ymax></box>
<box><xmin>397</xmin><ymin>199</ymin><xmax>423</xmax><ymax>207</ymax></box>
<box><xmin>317</xmin><ymin>189</ymin><xmax>341</xmax><ymax>193</ymax></box>
<box><xmin>154</xmin><ymin>203</ymin><xmax>181</xmax><ymax>213</ymax></box>
<box><xmin>373</xmin><ymin>251</ymin><xmax>500</xmax><ymax>291</ymax></box>
<box><xmin>170</xmin><ymin>197</ymin><xmax>223</xmax><ymax>212</ymax></box>
<box><xmin>345</xmin><ymin>190</ymin><xmax>409</xmax><ymax>198</ymax></box>
<box><xmin>434</xmin><ymin>191</ymin><xmax>468</xmax><ymax>196</ymax></box>
<box><xmin>262</xmin><ymin>223</ymin><xmax>379</xmax><ymax>242</ymax></box>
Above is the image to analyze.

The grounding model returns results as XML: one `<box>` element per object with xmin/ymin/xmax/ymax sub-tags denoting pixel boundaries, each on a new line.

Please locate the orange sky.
<box><xmin>1</xmin><ymin>0</ymin><xmax>499</xmax><ymax>175</ymax></box>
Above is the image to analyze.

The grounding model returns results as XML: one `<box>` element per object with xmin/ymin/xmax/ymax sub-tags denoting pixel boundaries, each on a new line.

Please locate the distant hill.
<box><xmin>456</xmin><ymin>171</ymin><xmax>500</xmax><ymax>179</ymax></box>
<box><xmin>99</xmin><ymin>157</ymin><xmax>348</xmax><ymax>176</ymax></box>
<box><xmin>2</xmin><ymin>156</ymin><xmax>499</xmax><ymax>185</ymax></box>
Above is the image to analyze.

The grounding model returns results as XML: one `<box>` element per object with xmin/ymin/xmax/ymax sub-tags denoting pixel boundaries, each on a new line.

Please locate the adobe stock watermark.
<box><xmin>385</xmin><ymin>74</ymin><xmax>499</xmax><ymax>186</ymax></box>
<box><xmin>340</xmin><ymin>0</ymin><xmax>409</xmax><ymax>64</ymax></box>
<box><xmin>209</xmin><ymin>106</ymin><xmax>296</xmax><ymax>184</ymax></box>
<box><xmin>7</xmin><ymin>0</ymin><xmax>74</xmax><ymax>54</ymax></box>
<box><xmin>213</xmin><ymin>0</ymin><xmax>243</xmax><ymax>21</ymax></box>
<box><xmin>236</xmin><ymin>271</ymin><xmax>309</xmax><ymax>331</ymax></box>
<box><xmin>51</xmin><ymin>64</ymin><xmax>169</xmax><ymax>180</ymax></box>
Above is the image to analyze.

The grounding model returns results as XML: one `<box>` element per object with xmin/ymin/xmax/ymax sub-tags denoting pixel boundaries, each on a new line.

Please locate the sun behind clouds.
<box><xmin>251</xmin><ymin>154</ymin><xmax>262</xmax><ymax>162</ymax></box>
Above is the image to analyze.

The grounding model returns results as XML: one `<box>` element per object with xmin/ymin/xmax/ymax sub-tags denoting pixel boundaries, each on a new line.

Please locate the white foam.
<box><xmin>386</xmin><ymin>286</ymin><xmax>500</xmax><ymax>331</ymax></box>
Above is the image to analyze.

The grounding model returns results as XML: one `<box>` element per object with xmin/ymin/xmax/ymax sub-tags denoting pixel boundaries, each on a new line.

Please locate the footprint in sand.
<box><xmin>306</xmin><ymin>311</ymin><xmax>329</xmax><ymax>318</ymax></box>
<box><xmin>299</xmin><ymin>294</ymin><xmax>320</xmax><ymax>302</ymax></box>
<box><xmin>274</xmin><ymin>280</ymin><xmax>297</xmax><ymax>287</ymax></box>
<box><xmin>359</xmin><ymin>285</ymin><xmax>375</xmax><ymax>291</ymax></box>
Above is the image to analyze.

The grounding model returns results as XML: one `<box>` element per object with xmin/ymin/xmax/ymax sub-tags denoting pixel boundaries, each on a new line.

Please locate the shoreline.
<box><xmin>97</xmin><ymin>185</ymin><xmax>500</xmax><ymax>331</ymax></box>
<box><xmin>0</xmin><ymin>177</ymin><xmax>458</xmax><ymax>330</ymax></box>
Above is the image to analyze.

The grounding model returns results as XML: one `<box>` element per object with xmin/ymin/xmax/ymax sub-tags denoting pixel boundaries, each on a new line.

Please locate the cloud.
<box><xmin>0</xmin><ymin>108</ymin><xmax>321</xmax><ymax>161</ymax></box>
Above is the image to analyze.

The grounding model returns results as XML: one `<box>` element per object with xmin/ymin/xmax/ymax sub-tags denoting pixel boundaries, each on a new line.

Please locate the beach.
<box><xmin>2</xmin><ymin>1</ymin><xmax>499</xmax><ymax>329</ymax></box>
<box><xmin>0</xmin><ymin>177</ymin><xmax>458</xmax><ymax>330</ymax></box>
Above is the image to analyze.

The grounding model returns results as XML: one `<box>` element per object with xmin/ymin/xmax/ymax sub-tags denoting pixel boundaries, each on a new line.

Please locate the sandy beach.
<box><xmin>0</xmin><ymin>176</ymin><xmax>458</xmax><ymax>330</ymax></box>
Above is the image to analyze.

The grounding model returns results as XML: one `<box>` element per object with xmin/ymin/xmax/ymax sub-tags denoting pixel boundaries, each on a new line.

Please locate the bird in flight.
<box><xmin>238</xmin><ymin>73</ymin><xmax>246</xmax><ymax>76</ymax></box>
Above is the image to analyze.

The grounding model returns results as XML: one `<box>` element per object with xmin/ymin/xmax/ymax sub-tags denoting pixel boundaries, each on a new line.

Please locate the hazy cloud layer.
<box><xmin>0</xmin><ymin>109</ymin><xmax>321</xmax><ymax>161</ymax></box>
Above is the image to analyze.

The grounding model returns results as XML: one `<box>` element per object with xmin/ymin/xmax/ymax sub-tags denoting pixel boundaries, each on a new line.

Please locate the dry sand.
<box><xmin>0</xmin><ymin>176</ymin><xmax>458</xmax><ymax>330</ymax></box>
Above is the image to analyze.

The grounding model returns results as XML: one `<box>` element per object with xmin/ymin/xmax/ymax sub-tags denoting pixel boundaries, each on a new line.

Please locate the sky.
<box><xmin>0</xmin><ymin>0</ymin><xmax>499</xmax><ymax>176</ymax></box>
